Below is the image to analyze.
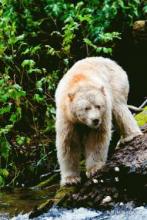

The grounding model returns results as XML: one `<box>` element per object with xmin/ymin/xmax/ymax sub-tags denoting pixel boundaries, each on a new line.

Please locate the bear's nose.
<box><xmin>93</xmin><ymin>119</ymin><xmax>99</xmax><ymax>126</ymax></box>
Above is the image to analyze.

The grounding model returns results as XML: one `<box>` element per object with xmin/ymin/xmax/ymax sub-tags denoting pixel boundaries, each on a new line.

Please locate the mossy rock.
<box><xmin>135</xmin><ymin>106</ymin><xmax>147</xmax><ymax>126</ymax></box>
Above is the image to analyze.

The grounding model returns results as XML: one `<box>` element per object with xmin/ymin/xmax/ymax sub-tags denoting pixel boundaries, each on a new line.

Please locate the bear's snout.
<box><xmin>92</xmin><ymin>119</ymin><xmax>99</xmax><ymax>126</ymax></box>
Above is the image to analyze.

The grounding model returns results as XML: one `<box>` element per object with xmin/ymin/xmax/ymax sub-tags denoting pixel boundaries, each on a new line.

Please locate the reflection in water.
<box><xmin>0</xmin><ymin>185</ymin><xmax>58</xmax><ymax>217</ymax></box>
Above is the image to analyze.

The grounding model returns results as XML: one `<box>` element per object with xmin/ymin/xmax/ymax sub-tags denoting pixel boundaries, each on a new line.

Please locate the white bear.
<box><xmin>55</xmin><ymin>57</ymin><xmax>142</xmax><ymax>186</ymax></box>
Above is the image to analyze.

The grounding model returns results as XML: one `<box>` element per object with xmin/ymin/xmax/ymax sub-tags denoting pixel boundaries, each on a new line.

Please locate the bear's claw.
<box><xmin>86</xmin><ymin>162</ymin><xmax>105</xmax><ymax>178</ymax></box>
<box><xmin>61</xmin><ymin>176</ymin><xmax>81</xmax><ymax>186</ymax></box>
<box><xmin>120</xmin><ymin>132</ymin><xmax>143</xmax><ymax>144</ymax></box>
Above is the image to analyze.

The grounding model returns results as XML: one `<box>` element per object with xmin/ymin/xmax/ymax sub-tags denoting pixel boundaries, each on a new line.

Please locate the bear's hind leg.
<box><xmin>113</xmin><ymin>102</ymin><xmax>142</xmax><ymax>143</ymax></box>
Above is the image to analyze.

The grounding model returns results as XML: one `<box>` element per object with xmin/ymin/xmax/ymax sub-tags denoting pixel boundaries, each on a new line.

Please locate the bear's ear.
<box><xmin>68</xmin><ymin>92</ymin><xmax>75</xmax><ymax>102</ymax></box>
<box><xmin>101</xmin><ymin>86</ymin><xmax>106</xmax><ymax>96</ymax></box>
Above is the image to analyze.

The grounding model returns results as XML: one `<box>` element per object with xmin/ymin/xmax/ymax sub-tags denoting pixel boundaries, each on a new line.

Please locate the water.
<box><xmin>9</xmin><ymin>204</ymin><xmax>147</xmax><ymax>220</ymax></box>
<box><xmin>0</xmin><ymin>188</ymin><xmax>147</xmax><ymax>220</ymax></box>
<box><xmin>0</xmin><ymin>185</ymin><xmax>57</xmax><ymax>218</ymax></box>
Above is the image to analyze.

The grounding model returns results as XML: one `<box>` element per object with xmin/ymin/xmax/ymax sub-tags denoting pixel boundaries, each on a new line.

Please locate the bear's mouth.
<box><xmin>91</xmin><ymin>124</ymin><xmax>100</xmax><ymax>129</ymax></box>
<box><xmin>76</xmin><ymin>118</ymin><xmax>101</xmax><ymax>130</ymax></box>
<box><xmin>87</xmin><ymin>121</ymin><xmax>101</xmax><ymax>129</ymax></box>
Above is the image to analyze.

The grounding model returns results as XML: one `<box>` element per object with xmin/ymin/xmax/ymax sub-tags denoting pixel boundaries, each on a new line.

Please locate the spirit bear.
<box><xmin>55</xmin><ymin>57</ymin><xmax>142</xmax><ymax>186</ymax></box>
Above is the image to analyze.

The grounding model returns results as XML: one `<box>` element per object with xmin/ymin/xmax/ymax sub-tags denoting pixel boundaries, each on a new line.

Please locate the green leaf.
<box><xmin>34</xmin><ymin>94</ymin><xmax>44</xmax><ymax>103</ymax></box>
<box><xmin>16</xmin><ymin>34</ymin><xmax>25</xmax><ymax>42</ymax></box>
<box><xmin>0</xmin><ymin>176</ymin><xmax>4</xmax><ymax>187</ymax></box>
<box><xmin>0</xmin><ymin>168</ymin><xmax>9</xmax><ymax>177</ymax></box>
<box><xmin>21</xmin><ymin>59</ymin><xmax>36</xmax><ymax>69</ymax></box>
<box><xmin>0</xmin><ymin>104</ymin><xmax>11</xmax><ymax>115</ymax></box>
<box><xmin>143</xmin><ymin>5</ymin><xmax>147</xmax><ymax>14</ymax></box>
<box><xmin>0</xmin><ymin>124</ymin><xmax>13</xmax><ymax>135</ymax></box>
<box><xmin>16</xmin><ymin>135</ymin><xmax>26</xmax><ymax>145</ymax></box>
<box><xmin>135</xmin><ymin>106</ymin><xmax>147</xmax><ymax>126</ymax></box>
<box><xmin>9</xmin><ymin>107</ymin><xmax>21</xmax><ymax>123</ymax></box>
<box><xmin>28</xmin><ymin>68</ymin><xmax>42</xmax><ymax>74</ymax></box>
<box><xmin>0</xmin><ymin>137</ymin><xmax>10</xmax><ymax>159</ymax></box>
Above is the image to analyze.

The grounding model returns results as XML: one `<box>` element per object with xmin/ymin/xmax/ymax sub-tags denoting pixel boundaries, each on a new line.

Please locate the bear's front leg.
<box><xmin>113</xmin><ymin>102</ymin><xmax>142</xmax><ymax>144</ymax></box>
<box><xmin>56</xmin><ymin>113</ymin><xmax>81</xmax><ymax>186</ymax></box>
<box><xmin>85</xmin><ymin>126</ymin><xmax>111</xmax><ymax>178</ymax></box>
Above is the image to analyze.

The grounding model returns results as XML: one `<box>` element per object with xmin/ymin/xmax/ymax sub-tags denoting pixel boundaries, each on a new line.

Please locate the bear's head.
<box><xmin>68</xmin><ymin>86</ymin><xmax>106</xmax><ymax>129</ymax></box>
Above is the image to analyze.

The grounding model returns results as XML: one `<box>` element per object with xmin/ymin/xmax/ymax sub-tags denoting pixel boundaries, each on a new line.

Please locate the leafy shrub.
<box><xmin>0</xmin><ymin>0</ymin><xmax>145</xmax><ymax>186</ymax></box>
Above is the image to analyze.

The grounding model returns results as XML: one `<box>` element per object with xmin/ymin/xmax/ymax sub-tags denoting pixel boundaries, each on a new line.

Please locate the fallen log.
<box><xmin>30</xmin><ymin>122</ymin><xmax>147</xmax><ymax>218</ymax></box>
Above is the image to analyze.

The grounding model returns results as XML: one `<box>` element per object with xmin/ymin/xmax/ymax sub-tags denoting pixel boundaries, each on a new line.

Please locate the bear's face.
<box><xmin>69</xmin><ymin>88</ymin><xmax>106</xmax><ymax>129</ymax></box>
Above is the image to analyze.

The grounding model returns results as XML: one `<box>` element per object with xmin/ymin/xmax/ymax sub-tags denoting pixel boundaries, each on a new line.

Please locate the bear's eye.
<box><xmin>96</xmin><ymin>105</ymin><xmax>101</xmax><ymax>109</ymax></box>
<box><xmin>85</xmin><ymin>106</ymin><xmax>90</xmax><ymax>111</ymax></box>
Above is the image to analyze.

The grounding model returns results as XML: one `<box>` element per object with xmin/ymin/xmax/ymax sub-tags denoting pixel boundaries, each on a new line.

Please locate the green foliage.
<box><xmin>0</xmin><ymin>168</ymin><xmax>9</xmax><ymax>186</ymax></box>
<box><xmin>0</xmin><ymin>0</ymin><xmax>144</xmax><ymax>187</ymax></box>
<box><xmin>135</xmin><ymin>106</ymin><xmax>147</xmax><ymax>127</ymax></box>
<box><xmin>16</xmin><ymin>135</ymin><xmax>31</xmax><ymax>146</ymax></box>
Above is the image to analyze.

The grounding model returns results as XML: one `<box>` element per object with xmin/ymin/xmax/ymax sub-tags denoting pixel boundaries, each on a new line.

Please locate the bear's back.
<box><xmin>55</xmin><ymin>57</ymin><xmax>129</xmax><ymax>104</ymax></box>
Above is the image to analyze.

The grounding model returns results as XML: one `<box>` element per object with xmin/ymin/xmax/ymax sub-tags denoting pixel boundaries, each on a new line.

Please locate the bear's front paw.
<box><xmin>120</xmin><ymin>132</ymin><xmax>143</xmax><ymax>144</ymax></box>
<box><xmin>61</xmin><ymin>176</ymin><xmax>81</xmax><ymax>186</ymax></box>
<box><xmin>86</xmin><ymin>162</ymin><xmax>105</xmax><ymax>178</ymax></box>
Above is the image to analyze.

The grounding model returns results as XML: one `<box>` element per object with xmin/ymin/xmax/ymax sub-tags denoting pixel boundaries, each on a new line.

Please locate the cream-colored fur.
<box><xmin>55</xmin><ymin>57</ymin><xmax>142</xmax><ymax>186</ymax></box>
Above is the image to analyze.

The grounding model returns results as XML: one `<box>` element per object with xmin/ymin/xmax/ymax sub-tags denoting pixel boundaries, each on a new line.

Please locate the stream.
<box><xmin>12</xmin><ymin>206</ymin><xmax>147</xmax><ymax>220</ymax></box>
<box><xmin>0</xmin><ymin>185</ymin><xmax>57</xmax><ymax>219</ymax></box>
<box><xmin>0</xmin><ymin>188</ymin><xmax>147</xmax><ymax>220</ymax></box>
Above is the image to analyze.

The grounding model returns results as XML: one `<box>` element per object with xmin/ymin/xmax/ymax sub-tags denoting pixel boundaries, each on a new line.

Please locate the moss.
<box><xmin>135</xmin><ymin>106</ymin><xmax>147</xmax><ymax>126</ymax></box>
<box><xmin>34</xmin><ymin>173</ymin><xmax>59</xmax><ymax>189</ymax></box>
<box><xmin>54</xmin><ymin>185</ymin><xmax>77</xmax><ymax>206</ymax></box>
<box><xmin>29</xmin><ymin>185</ymin><xmax>77</xmax><ymax>218</ymax></box>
